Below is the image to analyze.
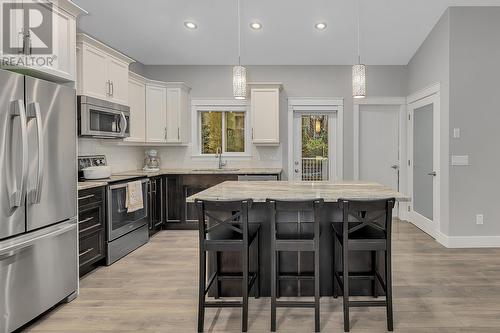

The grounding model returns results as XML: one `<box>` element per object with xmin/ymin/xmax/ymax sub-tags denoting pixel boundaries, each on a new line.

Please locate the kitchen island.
<box><xmin>187</xmin><ymin>181</ymin><xmax>409</xmax><ymax>297</ymax></box>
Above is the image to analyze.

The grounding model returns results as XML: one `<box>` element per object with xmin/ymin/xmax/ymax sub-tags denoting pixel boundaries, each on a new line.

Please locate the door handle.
<box><xmin>8</xmin><ymin>100</ymin><xmax>29</xmax><ymax>208</ymax></box>
<box><xmin>120</xmin><ymin>112</ymin><xmax>128</xmax><ymax>136</ymax></box>
<box><xmin>28</xmin><ymin>102</ymin><xmax>44</xmax><ymax>204</ymax></box>
<box><xmin>427</xmin><ymin>171</ymin><xmax>437</xmax><ymax>176</ymax></box>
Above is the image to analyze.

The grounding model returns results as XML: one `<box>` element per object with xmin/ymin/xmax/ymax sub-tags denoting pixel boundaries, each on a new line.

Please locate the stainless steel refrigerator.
<box><xmin>0</xmin><ymin>69</ymin><xmax>78</xmax><ymax>333</ymax></box>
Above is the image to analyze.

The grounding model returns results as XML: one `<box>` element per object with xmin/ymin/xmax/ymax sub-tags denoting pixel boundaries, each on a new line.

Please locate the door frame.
<box><xmin>407</xmin><ymin>84</ymin><xmax>441</xmax><ymax>238</ymax></box>
<box><xmin>353</xmin><ymin>97</ymin><xmax>407</xmax><ymax>218</ymax></box>
<box><xmin>287</xmin><ymin>98</ymin><xmax>344</xmax><ymax>181</ymax></box>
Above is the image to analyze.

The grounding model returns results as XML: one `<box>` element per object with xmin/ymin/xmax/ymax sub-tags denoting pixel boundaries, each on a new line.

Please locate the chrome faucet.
<box><xmin>216</xmin><ymin>147</ymin><xmax>226</xmax><ymax>169</ymax></box>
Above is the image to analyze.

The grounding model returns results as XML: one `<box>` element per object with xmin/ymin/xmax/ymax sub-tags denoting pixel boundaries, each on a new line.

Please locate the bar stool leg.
<box><xmin>332</xmin><ymin>236</ymin><xmax>338</xmax><ymax>298</ymax></box>
<box><xmin>314</xmin><ymin>243</ymin><xmax>320</xmax><ymax>332</ymax></box>
<box><xmin>385</xmin><ymin>250</ymin><xmax>394</xmax><ymax>331</ymax></box>
<box><xmin>372</xmin><ymin>251</ymin><xmax>378</xmax><ymax>298</ymax></box>
<box><xmin>342</xmin><ymin>245</ymin><xmax>350</xmax><ymax>332</ymax></box>
<box><xmin>198</xmin><ymin>249</ymin><xmax>206</xmax><ymax>332</ymax></box>
<box><xmin>214</xmin><ymin>251</ymin><xmax>221</xmax><ymax>299</ymax></box>
<box><xmin>271</xmin><ymin>249</ymin><xmax>277</xmax><ymax>332</ymax></box>
<box><xmin>256</xmin><ymin>232</ymin><xmax>260</xmax><ymax>299</ymax></box>
<box><xmin>242</xmin><ymin>247</ymin><xmax>249</xmax><ymax>332</ymax></box>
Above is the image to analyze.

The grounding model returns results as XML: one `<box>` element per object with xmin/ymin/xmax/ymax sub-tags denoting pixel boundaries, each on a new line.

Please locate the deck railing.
<box><xmin>301</xmin><ymin>157</ymin><xmax>329</xmax><ymax>181</ymax></box>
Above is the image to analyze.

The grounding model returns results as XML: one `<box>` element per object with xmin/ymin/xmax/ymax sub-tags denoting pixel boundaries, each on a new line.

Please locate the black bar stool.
<box><xmin>267</xmin><ymin>199</ymin><xmax>323</xmax><ymax>332</ymax></box>
<box><xmin>332</xmin><ymin>198</ymin><xmax>395</xmax><ymax>332</ymax></box>
<box><xmin>195</xmin><ymin>199</ymin><xmax>260</xmax><ymax>332</ymax></box>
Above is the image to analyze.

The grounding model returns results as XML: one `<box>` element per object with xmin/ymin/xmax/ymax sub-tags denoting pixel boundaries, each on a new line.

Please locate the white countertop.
<box><xmin>186</xmin><ymin>181</ymin><xmax>410</xmax><ymax>203</ymax></box>
<box><xmin>113</xmin><ymin>167</ymin><xmax>283</xmax><ymax>176</ymax></box>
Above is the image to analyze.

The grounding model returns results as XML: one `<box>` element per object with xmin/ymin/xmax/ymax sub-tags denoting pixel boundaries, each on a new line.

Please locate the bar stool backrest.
<box><xmin>338</xmin><ymin>198</ymin><xmax>396</xmax><ymax>241</ymax></box>
<box><xmin>195</xmin><ymin>199</ymin><xmax>253</xmax><ymax>244</ymax></box>
<box><xmin>267</xmin><ymin>199</ymin><xmax>324</xmax><ymax>240</ymax></box>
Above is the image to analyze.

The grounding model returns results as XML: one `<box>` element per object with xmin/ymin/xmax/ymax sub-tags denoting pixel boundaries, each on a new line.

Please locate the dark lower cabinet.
<box><xmin>149</xmin><ymin>176</ymin><xmax>165</xmax><ymax>235</ymax></box>
<box><xmin>78</xmin><ymin>186</ymin><xmax>106</xmax><ymax>277</ymax></box>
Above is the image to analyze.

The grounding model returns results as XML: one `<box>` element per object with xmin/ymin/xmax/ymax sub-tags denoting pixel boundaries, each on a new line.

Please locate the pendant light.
<box><xmin>233</xmin><ymin>0</ymin><xmax>247</xmax><ymax>100</ymax></box>
<box><xmin>352</xmin><ymin>0</ymin><xmax>366</xmax><ymax>99</ymax></box>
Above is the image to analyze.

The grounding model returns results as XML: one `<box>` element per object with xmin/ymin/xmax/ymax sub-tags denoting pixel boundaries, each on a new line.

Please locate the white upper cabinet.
<box><xmin>125</xmin><ymin>73</ymin><xmax>146</xmax><ymax>143</ymax></box>
<box><xmin>166</xmin><ymin>83</ymin><xmax>191</xmax><ymax>143</ymax></box>
<box><xmin>250</xmin><ymin>83</ymin><xmax>282</xmax><ymax>145</ymax></box>
<box><xmin>77</xmin><ymin>33</ymin><xmax>134</xmax><ymax>105</ymax></box>
<box><xmin>145</xmin><ymin>81</ymin><xmax>167</xmax><ymax>143</ymax></box>
<box><xmin>0</xmin><ymin>0</ymin><xmax>85</xmax><ymax>82</ymax></box>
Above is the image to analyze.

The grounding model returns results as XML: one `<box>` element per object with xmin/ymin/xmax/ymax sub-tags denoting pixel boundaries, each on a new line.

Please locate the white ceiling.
<box><xmin>73</xmin><ymin>0</ymin><xmax>500</xmax><ymax>65</ymax></box>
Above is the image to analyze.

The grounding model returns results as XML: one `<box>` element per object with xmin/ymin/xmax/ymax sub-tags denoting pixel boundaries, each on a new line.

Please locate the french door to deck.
<box><xmin>293</xmin><ymin>111</ymin><xmax>338</xmax><ymax>181</ymax></box>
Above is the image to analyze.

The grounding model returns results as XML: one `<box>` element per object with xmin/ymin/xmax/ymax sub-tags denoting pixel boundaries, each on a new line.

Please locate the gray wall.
<box><xmin>407</xmin><ymin>10</ymin><xmax>451</xmax><ymax>236</ymax></box>
<box><xmin>143</xmin><ymin>65</ymin><xmax>407</xmax><ymax>179</ymax></box>
<box><xmin>449</xmin><ymin>7</ymin><xmax>500</xmax><ymax>236</ymax></box>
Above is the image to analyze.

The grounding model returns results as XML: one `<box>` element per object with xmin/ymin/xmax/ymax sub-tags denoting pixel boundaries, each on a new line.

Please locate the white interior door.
<box><xmin>292</xmin><ymin>111</ymin><xmax>337</xmax><ymax>181</ymax></box>
<box><xmin>357</xmin><ymin>105</ymin><xmax>400</xmax><ymax>190</ymax></box>
<box><xmin>408</xmin><ymin>94</ymin><xmax>440</xmax><ymax>237</ymax></box>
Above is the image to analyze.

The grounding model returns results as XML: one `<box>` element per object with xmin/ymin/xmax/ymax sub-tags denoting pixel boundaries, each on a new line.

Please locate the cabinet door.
<box><xmin>79</xmin><ymin>45</ymin><xmax>108</xmax><ymax>100</ymax></box>
<box><xmin>107</xmin><ymin>57</ymin><xmax>129</xmax><ymax>105</ymax></box>
<box><xmin>126</xmin><ymin>76</ymin><xmax>146</xmax><ymax>142</ymax></box>
<box><xmin>166</xmin><ymin>88</ymin><xmax>181</xmax><ymax>142</ymax></box>
<box><xmin>251</xmin><ymin>88</ymin><xmax>280</xmax><ymax>144</ymax></box>
<box><xmin>146</xmin><ymin>84</ymin><xmax>167</xmax><ymax>143</ymax></box>
<box><xmin>45</xmin><ymin>6</ymin><xmax>76</xmax><ymax>81</ymax></box>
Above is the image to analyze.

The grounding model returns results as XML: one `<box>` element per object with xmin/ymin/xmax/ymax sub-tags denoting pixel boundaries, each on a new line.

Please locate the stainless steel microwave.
<box><xmin>77</xmin><ymin>96</ymin><xmax>130</xmax><ymax>138</ymax></box>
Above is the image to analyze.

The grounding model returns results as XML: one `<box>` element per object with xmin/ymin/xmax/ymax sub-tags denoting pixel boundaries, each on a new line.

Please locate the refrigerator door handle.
<box><xmin>8</xmin><ymin>100</ymin><xmax>29</xmax><ymax>208</ymax></box>
<box><xmin>27</xmin><ymin>102</ymin><xmax>44</xmax><ymax>204</ymax></box>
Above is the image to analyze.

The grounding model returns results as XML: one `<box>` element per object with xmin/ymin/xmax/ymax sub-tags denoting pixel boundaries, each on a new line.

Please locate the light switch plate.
<box><xmin>451</xmin><ymin>155</ymin><xmax>469</xmax><ymax>166</ymax></box>
<box><xmin>453</xmin><ymin>128</ymin><xmax>460</xmax><ymax>138</ymax></box>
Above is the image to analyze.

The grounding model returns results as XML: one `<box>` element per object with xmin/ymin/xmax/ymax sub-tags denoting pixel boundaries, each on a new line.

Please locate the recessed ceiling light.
<box><xmin>315</xmin><ymin>22</ymin><xmax>327</xmax><ymax>31</ymax></box>
<box><xmin>250</xmin><ymin>22</ymin><xmax>262</xmax><ymax>30</ymax></box>
<box><xmin>184</xmin><ymin>21</ymin><xmax>198</xmax><ymax>30</ymax></box>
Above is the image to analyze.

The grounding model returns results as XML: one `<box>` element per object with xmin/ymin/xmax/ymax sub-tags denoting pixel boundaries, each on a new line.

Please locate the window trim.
<box><xmin>191</xmin><ymin>99</ymin><xmax>251</xmax><ymax>158</ymax></box>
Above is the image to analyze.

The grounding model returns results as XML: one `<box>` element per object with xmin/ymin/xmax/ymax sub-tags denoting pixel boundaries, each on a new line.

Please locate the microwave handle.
<box><xmin>120</xmin><ymin>112</ymin><xmax>128</xmax><ymax>136</ymax></box>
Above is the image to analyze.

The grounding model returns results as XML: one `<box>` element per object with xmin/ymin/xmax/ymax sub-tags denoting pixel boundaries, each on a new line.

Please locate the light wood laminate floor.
<box><xmin>24</xmin><ymin>221</ymin><xmax>500</xmax><ymax>332</ymax></box>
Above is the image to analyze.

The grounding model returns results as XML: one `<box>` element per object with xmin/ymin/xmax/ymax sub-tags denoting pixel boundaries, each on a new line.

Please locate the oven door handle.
<box><xmin>107</xmin><ymin>178</ymin><xmax>148</xmax><ymax>190</ymax></box>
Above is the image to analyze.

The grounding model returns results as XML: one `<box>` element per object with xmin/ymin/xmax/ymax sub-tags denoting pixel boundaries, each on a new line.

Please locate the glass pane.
<box><xmin>110</xmin><ymin>183</ymin><xmax>148</xmax><ymax>231</ymax></box>
<box><xmin>413</xmin><ymin>104</ymin><xmax>433</xmax><ymax>220</ymax></box>
<box><xmin>225</xmin><ymin>112</ymin><xmax>245</xmax><ymax>152</ymax></box>
<box><xmin>201</xmin><ymin>112</ymin><xmax>222</xmax><ymax>154</ymax></box>
<box><xmin>90</xmin><ymin>110</ymin><xmax>121</xmax><ymax>133</ymax></box>
<box><xmin>301</xmin><ymin>115</ymin><xmax>329</xmax><ymax>181</ymax></box>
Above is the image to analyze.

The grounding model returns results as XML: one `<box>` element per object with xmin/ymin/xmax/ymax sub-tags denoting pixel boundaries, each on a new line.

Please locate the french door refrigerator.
<box><xmin>0</xmin><ymin>69</ymin><xmax>77</xmax><ymax>333</ymax></box>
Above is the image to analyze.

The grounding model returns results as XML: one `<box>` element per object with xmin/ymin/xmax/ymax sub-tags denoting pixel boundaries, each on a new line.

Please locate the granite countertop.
<box><xmin>186</xmin><ymin>181</ymin><xmax>411</xmax><ymax>203</ymax></box>
<box><xmin>113</xmin><ymin>167</ymin><xmax>283</xmax><ymax>177</ymax></box>
<box><xmin>78</xmin><ymin>181</ymin><xmax>108</xmax><ymax>191</ymax></box>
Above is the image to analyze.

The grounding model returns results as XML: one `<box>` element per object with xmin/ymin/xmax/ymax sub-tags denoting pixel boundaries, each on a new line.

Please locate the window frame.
<box><xmin>191</xmin><ymin>99</ymin><xmax>251</xmax><ymax>158</ymax></box>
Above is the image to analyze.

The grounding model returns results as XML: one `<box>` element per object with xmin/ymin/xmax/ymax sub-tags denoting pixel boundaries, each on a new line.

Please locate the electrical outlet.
<box><xmin>476</xmin><ymin>214</ymin><xmax>484</xmax><ymax>225</ymax></box>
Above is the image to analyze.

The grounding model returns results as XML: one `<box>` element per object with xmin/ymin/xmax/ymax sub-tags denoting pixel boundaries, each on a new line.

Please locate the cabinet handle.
<box><xmin>164</xmin><ymin>127</ymin><xmax>167</xmax><ymax>141</ymax></box>
<box><xmin>79</xmin><ymin>248</ymin><xmax>94</xmax><ymax>257</ymax></box>
<box><xmin>252</xmin><ymin>128</ymin><xmax>254</xmax><ymax>140</ymax></box>
<box><xmin>78</xmin><ymin>194</ymin><xmax>95</xmax><ymax>201</ymax></box>
<box><xmin>178</xmin><ymin>127</ymin><xmax>180</xmax><ymax>140</ymax></box>
<box><xmin>110</xmin><ymin>81</ymin><xmax>114</xmax><ymax>97</ymax></box>
<box><xmin>79</xmin><ymin>217</ymin><xmax>94</xmax><ymax>224</ymax></box>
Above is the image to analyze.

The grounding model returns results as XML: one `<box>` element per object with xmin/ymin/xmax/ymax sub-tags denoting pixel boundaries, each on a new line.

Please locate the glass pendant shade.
<box><xmin>352</xmin><ymin>63</ymin><xmax>366</xmax><ymax>98</ymax></box>
<box><xmin>233</xmin><ymin>65</ymin><xmax>247</xmax><ymax>100</ymax></box>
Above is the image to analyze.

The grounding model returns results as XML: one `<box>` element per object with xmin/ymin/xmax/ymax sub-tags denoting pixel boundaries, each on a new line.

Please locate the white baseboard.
<box><xmin>439</xmin><ymin>234</ymin><xmax>500</xmax><ymax>248</ymax></box>
<box><xmin>412</xmin><ymin>225</ymin><xmax>500</xmax><ymax>248</ymax></box>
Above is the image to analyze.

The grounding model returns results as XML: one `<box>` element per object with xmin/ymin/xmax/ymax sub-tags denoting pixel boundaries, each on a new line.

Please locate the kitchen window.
<box><xmin>194</xmin><ymin>101</ymin><xmax>249</xmax><ymax>156</ymax></box>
